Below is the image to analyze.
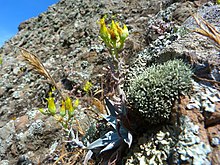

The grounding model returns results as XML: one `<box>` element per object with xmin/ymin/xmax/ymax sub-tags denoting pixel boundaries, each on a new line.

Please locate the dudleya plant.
<box><xmin>85</xmin><ymin>98</ymin><xmax>132</xmax><ymax>164</ymax></box>
<box><xmin>125</xmin><ymin>59</ymin><xmax>192</xmax><ymax>124</ymax></box>
<box><xmin>82</xmin><ymin>16</ymin><xmax>131</xmax><ymax>164</ymax></box>
<box><xmin>19</xmin><ymin>15</ymin><xmax>130</xmax><ymax>164</ymax></box>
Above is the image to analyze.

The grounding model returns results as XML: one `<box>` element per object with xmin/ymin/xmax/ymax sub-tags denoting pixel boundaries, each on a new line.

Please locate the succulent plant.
<box><xmin>125</xmin><ymin>59</ymin><xmax>192</xmax><ymax>124</ymax></box>
<box><xmin>84</xmin><ymin>98</ymin><xmax>133</xmax><ymax>164</ymax></box>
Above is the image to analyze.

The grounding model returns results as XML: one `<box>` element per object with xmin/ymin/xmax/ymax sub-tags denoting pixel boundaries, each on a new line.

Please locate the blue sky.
<box><xmin>0</xmin><ymin>0</ymin><xmax>59</xmax><ymax>47</ymax></box>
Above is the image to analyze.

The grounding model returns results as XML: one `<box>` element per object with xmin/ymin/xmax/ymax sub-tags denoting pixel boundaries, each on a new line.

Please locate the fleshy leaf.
<box><xmin>100</xmin><ymin>139</ymin><xmax>122</xmax><ymax>153</ymax></box>
<box><xmin>83</xmin><ymin>150</ymin><xmax>93</xmax><ymax>165</ymax></box>
<box><xmin>87</xmin><ymin>131</ymin><xmax>119</xmax><ymax>150</ymax></box>
<box><xmin>102</xmin><ymin>114</ymin><xmax>117</xmax><ymax>130</ymax></box>
<box><xmin>104</xmin><ymin>97</ymin><xmax>118</xmax><ymax>117</ymax></box>
<box><xmin>123</xmin><ymin>131</ymin><xmax>133</xmax><ymax>148</ymax></box>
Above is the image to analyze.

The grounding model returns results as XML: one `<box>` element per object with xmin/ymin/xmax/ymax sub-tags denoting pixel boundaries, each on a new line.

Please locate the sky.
<box><xmin>0</xmin><ymin>0</ymin><xmax>59</xmax><ymax>47</ymax></box>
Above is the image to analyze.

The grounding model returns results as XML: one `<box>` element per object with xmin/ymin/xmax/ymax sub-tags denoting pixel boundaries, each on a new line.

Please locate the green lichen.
<box><xmin>125</xmin><ymin>59</ymin><xmax>192</xmax><ymax>124</ymax></box>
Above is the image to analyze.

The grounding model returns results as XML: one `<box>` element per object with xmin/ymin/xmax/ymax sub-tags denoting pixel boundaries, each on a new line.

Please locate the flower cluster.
<box><xmin>99</xmin><ymin>16</ymin><xmax>129</xmax><ymax>59</ymax></box>
<box><xmin>39</xmin><ymin>90</ymin><xmax>79</xmax><ymax>129</ymax></box>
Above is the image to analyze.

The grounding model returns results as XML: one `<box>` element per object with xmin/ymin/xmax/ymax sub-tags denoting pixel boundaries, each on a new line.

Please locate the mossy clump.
<box><xmin>125</xmin><ymin>59</ymin><xmax>192</xmax><ymax>124</ymax></box>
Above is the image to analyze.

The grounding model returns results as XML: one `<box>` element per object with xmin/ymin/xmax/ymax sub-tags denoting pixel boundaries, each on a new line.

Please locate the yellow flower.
<box><xmin>99</xmin><ymin>17</ymin><xmax>111</xmax><ymax>47</ymax></box>
<box><xmin>73</xmin><ymin>98</ymin><xmax>79</xmax><ymax>109</ymax></box>
<box><xmin>46</xmin><ymin>92</ymin><xmax>56</xmax><ymax>115</ymax></box>
<box><xmin>110</xmin><ymin>20</ymin><xmax>120</xmax><ymax>41</ymax></box>
<box><xmin>65</xmin><ymin>97</ymin><xmax>74</xmax><ymax>117</ymax></box>
<box><xmin>60</xmin><ymin>100</ymin><xmax>66</xmax><ymax>117</ymax></box>
<box><xmin>83</xmin><ymin>81</ymin><xmax>93</xmax><ymax>93</ymax></box>
<box><xmin>65</xmin><ymin>97</ymin><xmax>79</xmax><ymax>118</ymax></box>
<box><xmin>98</xmin><ymin>16</ymin><xmax>129</xmax><ymax>51</ymax></box>
<box><xmin>120</xmin><ymin>24</ymin><xmax>129</xmax><ymax>43</ymax></box>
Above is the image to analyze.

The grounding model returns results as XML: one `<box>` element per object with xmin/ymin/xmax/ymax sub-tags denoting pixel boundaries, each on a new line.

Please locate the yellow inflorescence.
<box><xmin>99</xmin><ymin>16</ymin><xmax>129</xmax><ymax>51</ymax></box>
<box><xmin>83</xmin><ymin>81</ymin><xmax>93</xmax><ymax>93</ymax></box>
<box><xmin>46</xmin><ymin>92</ymin><xmax>56</xmax><ymax>115</ymax></box>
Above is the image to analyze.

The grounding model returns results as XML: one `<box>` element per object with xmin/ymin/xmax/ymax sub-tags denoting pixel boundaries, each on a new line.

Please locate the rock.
<box><xmin>158</xmin><ymin>4</ymin><xmax>220</xmax><ymax>81</ymax></box>
<box><xmin>205</xmin><ymin>107</ymin><xmax>220</xmax><ymax>127</ymax></box>
<box><xmin>173</xmin><ymin>1</ymin><xmax>197</xmax><ymax>23</ymax></box>
<box><xmin>211</xmin><ymin>146</ymin><xmax>220</xmax><ymax>165</ymax></box>
<box><xmin>207</xmin><ymin>124</ymin><xmax>220</xmax><ymax>146</ymax></box>
<box><xmin>0</xmin><ymin>160</ymin><xmax>9</xmax><ymax>165</ymax></box>
<box><xmin>14</xmin><ymin>115</ymin><xmax>29</xmax><ymax>131</ymax></box>
<box><xmin>0</xmin><ymin>87</ymin><xmax>6</xmax><ymax>97</ymax></box>
<box><xmin>125</xmin><ymin>116</ymin><xmax>211</xmax><ymax>165</ymax></box>
<box><xmin>0</xmin><ymin>121</ymin><xmax>16</xmax><ymax>156</ymax></box>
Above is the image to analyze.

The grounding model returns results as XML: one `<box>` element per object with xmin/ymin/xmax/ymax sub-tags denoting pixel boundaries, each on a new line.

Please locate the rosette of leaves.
<box><xmin>84</xmin><ymin>98</ymin><xmax>133</xmax><ymax>164</ymax></box>
<box><xmin>125</xmin><ymin>59</ymin><xmax>192</xmax><ymax>124</ymax></box>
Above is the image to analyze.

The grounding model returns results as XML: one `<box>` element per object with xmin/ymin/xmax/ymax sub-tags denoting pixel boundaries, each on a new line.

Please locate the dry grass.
<box><xmin>192</xmin><ymin>14</ymin><xmax>220</xmax><ymax>48</ymax></box>
<box><xmin>18</xmin><ymin>47</ymin><xmax>65</xmax><ymax>100</ymax></box>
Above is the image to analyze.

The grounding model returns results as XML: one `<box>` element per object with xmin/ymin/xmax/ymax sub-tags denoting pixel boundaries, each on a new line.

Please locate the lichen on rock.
<box><xmin>125</xmin><ymin>116</ymin><xmax>211</xmax><ymax>165</ymax></box>
<box><xmin>187</xmin><ymin>80</ymin><xmax>220</xmax><ymax>113</ymax></box>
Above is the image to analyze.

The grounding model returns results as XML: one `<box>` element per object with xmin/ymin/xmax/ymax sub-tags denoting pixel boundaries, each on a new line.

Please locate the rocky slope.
<box><xmin>0</xmin><ymin>0</ymin><xmax>219</xmax><ymax>164</ymax></box>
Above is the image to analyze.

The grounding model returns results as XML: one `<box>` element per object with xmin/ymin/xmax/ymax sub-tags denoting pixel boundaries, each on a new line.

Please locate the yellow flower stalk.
<box><xmin>46</xmin><ymin>92</ymin><xmax>56</xmax><ymax>115</ymax></box>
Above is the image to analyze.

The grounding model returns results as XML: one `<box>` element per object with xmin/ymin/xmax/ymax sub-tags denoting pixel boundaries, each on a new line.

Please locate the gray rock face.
<box><xmin>0</xmin><ymin>121</ymin><xmax>15</xmax><ymax>156</ymax></box>
<box><xmin>159</xmin><ymin>4</ymin><xmax>220</xmax><ymax>81</ymax></box>
<box><xmin>126</xmin><ymin>116</ymin><xmax>211</xmax><ymax>165</ymax></box>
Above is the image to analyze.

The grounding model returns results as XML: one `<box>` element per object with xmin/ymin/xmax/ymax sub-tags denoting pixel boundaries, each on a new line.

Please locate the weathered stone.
<box><xmin>0</xmin><ymin>121</ymin><xmax>16</xmax><ymax>156</ymax></box>
<box><xmin>14</xmin><ymin>115</ymin><xmax>29</xmax><ymax>131</ymax></box>
<box><xmin>205</xmin><ymin>107</ymin><xmax>220</xmax><ymax>127</ymax></box>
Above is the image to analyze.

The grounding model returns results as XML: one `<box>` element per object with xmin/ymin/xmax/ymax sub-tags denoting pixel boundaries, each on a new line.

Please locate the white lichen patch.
<box><xmin>125</xmin><ymin>116</ymin><xmax>211</xmax><ymax>165</ymax></box>
<box><xmin>187</xmin><ymin>80</ymin><xmax>220</xmax><ymax>112</ymax></box>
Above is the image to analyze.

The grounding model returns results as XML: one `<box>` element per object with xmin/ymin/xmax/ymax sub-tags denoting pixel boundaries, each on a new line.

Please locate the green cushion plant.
<box><xmin>125</xmin><ymin>59</ymin><xmax>192</xmax><ymax>124</ymax></box>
